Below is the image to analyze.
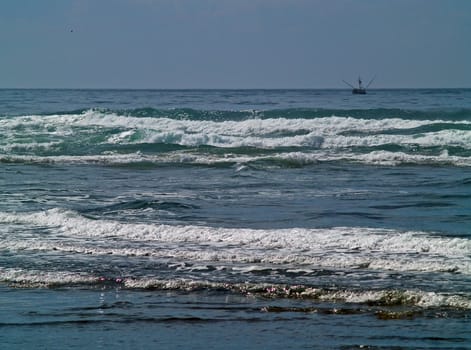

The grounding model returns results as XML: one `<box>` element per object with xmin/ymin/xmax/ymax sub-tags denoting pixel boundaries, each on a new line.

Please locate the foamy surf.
<box><xmin>1</xmin><ymin>209</ymin><xmax>469</xmax><ymax>275</ymax></box>
<box><xmin>1</xmin><ymin>108</ymin><xmax>470</xmax><ymax>168</ymax></box>
<box><xmin>2</xmin><ymin>149</ymin><xmax>470</xmax><ymax>167</ymax></box>
<box><xmin>1</xmin><ymin>267</ymin><xmax>469</xmax><ymax>311</ymax></box>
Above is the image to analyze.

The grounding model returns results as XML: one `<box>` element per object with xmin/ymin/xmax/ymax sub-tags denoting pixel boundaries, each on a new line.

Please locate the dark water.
<box><xmin>1</xmin><ymin>89</ymin><xmax>470</xmax><ymax>349</ymax></box>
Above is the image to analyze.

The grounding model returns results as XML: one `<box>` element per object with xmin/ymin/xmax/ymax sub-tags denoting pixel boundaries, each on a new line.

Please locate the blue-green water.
<box><xmin>1</xmin><ymin>89</ymin><xmax>470</xmax><ymax>349</ymax></box>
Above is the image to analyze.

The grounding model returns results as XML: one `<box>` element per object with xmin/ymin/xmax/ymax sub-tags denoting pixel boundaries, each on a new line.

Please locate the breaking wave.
<box><xmin>1</xmin><ymin>108</ymin><xmax>470</xmax><ymax>167</ymax></box>
<box><xmin>1</xmin><ymin>267</ymin><xmax>470</xmax><ymax>311</ymax></box>
<box><xmin>1</xmin><ymin>209</ymin><xmax>469</xmax><ymax>275</ymax></box>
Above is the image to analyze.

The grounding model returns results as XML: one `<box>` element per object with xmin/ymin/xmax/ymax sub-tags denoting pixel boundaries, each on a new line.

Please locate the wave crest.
<box><xmin>1</xmin><ymin>209</ymin><xmax>469</xmax><ymax>275</ymax></box>
<box><xmin>1</xmin><ymin>108</ymin><xmax>470</xmax><ymax>167</ymax></box>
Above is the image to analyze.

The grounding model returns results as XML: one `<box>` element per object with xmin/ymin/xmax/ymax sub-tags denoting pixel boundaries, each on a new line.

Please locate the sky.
<box><xmin>0</xmin><ymin>0</ymin><xmax>470</xmax><ymax>89</ymax></box>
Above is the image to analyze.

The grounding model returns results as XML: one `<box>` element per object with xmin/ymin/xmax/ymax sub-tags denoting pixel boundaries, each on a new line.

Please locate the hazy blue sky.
<box><xmin>1</xmin><ymin>0</ymin><xmax>470</xmax><ymax>88</ymax></box>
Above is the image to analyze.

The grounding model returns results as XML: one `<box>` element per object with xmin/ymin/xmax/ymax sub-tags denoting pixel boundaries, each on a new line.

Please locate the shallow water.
<box><xmin>2</xmin><ymin>286</ymin><xmax>470</xmax><ymax>350</ymax></box>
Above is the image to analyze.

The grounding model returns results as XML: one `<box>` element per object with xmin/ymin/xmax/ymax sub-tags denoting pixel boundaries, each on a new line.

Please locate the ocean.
<box><xmin>0</xmin><ymin>89</ymin><xmax>470</xmax><ymax>349</ymax></box>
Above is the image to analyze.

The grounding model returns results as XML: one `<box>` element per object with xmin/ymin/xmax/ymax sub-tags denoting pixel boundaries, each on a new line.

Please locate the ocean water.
<box><xmin>0</xmin><ymin>89</ymin><xmax>470</xmax><ymax>349</ymax></box>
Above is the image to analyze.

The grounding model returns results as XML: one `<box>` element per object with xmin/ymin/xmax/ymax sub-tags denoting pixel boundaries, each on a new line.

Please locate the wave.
<box><xmin>2</xmin><ymin>150</ymin><xmax>470</xmax><ymax>167</ymax></box>
<box><xmin>1</xmin><ymin>209</ymin><xmax>470</xmax><ymax>275</ymax></box>
<box><xmin>1</xmin><ymin>267</ymin><xmax>469</xmax><ymax>311</ymax></box>
<box><xmin>2</xmin><ymin>208</ymin><xmax>470</xmax><ymax>312</ymax></box>
<box><xmin>1</xmin><ymin>108</ymin><xmax>470</xmax><ymax>167</ymax></box>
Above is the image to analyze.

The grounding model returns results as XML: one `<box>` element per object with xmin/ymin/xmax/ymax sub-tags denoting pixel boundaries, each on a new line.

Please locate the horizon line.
<box><xmin>1</xmin><ymin>86</ymin><xmax>470</xmax><ymax>90</ymax></box>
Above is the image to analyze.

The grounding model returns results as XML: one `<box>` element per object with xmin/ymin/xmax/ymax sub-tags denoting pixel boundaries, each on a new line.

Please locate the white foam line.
<box><xmin>0</xmin><ymin>234</ymin><xmax>461</xmax><ymax>275</ymax></box>
<box><xmin>1</xmin><ymin>209</ymin><xmax>469</xmax><ymax>274</ymax></box>
<box><xmin>0</xmin><ymin>142</ymin><xmax>61</xmax><ymax>152</ymax></box>
<box><xmin>276</xmin><ymin>150</ymin><xmax>471</xmax><ymax>167</ymax></box>
<box><xmin>3</xmin><ymin>110</ymin><xmax>471</xmax><ymax>151</ymax></box>
<box><xmin>2</xmin><ymin>149</ymin><xmax>470</xmax><ymax>167</ymax></box>
<box><xmin>317</xmin><ymin>289</ymin><xmax>471</xmax><ymax>309</ymax></box>
<box><xmin>1</xmin><ymin>267</ymin><xmax>469</xmax><ymax>309</ymax></box>
<box><xmin>322</xmin><ymin>130</ymin><xmax>471</xmax><ymax>149</ymax></box>
<box><xmin>0</xmin><ymin>111</ymin><xmax>437</xmax><ymax>132</ymax></box>
<box><xmin>3</xmin><ymin>110</ymin><xmax>470</xmax><ymax>138</ymax></box>
<box><xmin>0</xmin><ymin>152</ymin><xmax>147</xmax><ymax>164</ymax></box>
<box><xmin>0</xmin><ymin>267</ymin><xmax>96</xmax><ymax>287</ymax></box>
<box><xmin>122</xmin><ymin>278</ymin><xmax>471</xmax><ymax>309</ymax></box>
<box><xmin>1</xmin><ymin>267</ymin><xmax>468</xmax><ymax>309</ymax></box>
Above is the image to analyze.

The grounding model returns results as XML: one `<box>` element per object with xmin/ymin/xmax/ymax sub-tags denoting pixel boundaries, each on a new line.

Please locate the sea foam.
<box><xmin>2</xmin><ymin>110</ymin><xmax>470</xmax><ymax>165</ymax></box>
<box><xmin>1</xmin><ymin>209</ymin><xmax>469</xmax><ymax>275</ymax></box>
